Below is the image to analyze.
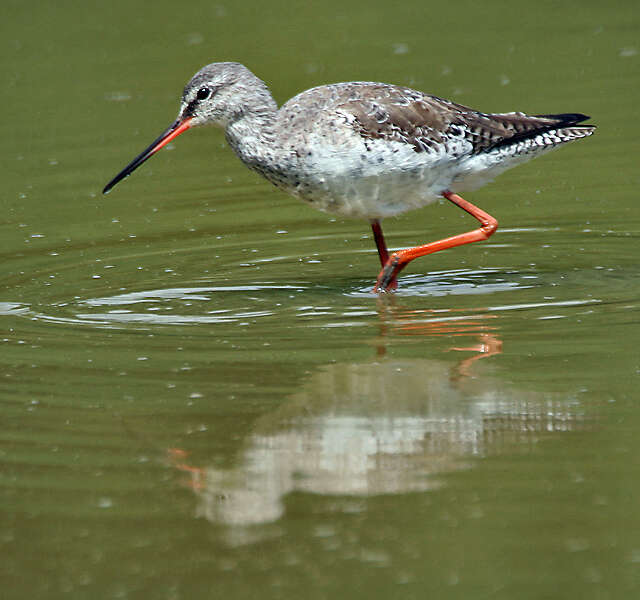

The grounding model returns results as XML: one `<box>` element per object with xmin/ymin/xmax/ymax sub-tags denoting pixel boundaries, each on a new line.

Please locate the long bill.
<box><xmin>103</xmin><ymin>117</ymin><xmax>193</xmax><ymax>194</ymax></box>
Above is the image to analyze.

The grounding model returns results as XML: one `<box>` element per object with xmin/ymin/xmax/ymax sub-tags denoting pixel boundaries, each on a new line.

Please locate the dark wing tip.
<box><xmin>534</xmin><ymin>113</ymin><xmax>594</xmax><ymax>127</ymax></box>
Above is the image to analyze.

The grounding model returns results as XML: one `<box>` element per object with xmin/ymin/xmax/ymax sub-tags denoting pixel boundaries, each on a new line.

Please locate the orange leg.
<box><xmin>374</xmin><ymin>191</ymin><xmax>498</xmax><ymax>292</ymax></box>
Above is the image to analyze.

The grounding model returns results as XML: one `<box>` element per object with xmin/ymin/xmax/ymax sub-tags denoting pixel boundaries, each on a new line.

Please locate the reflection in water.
<box><xmin>0</xmin><ymin>276</ymin><xmax>592</xmax><ymax>530</ymax></box>
<box><xmin>170</xmin><ymin>323</ymin><xmax>584</xmax><ymax>527</ymax></box>
<box><xmin>373</xmin><ymin>299</ymin><xmax>503</xmax><ymax>376</ymax></box>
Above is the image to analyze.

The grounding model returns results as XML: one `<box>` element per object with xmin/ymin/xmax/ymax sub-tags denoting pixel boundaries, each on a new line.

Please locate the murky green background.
<box><xmin>2</xmin><ymin>0</ymin><xmax>639</xmax><ymax>598</ymax></box>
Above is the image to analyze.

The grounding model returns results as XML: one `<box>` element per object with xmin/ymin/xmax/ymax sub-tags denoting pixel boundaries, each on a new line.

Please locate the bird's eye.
<box><xmin>196</xmin><ymin>87</ymin><xmax>211</xmax><ymax>100</ymax></box>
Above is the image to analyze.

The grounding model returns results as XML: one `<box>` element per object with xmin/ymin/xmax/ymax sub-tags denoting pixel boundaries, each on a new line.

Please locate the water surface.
<box><xmin>2</xmin><ymin>1</ymin><xmax>639</xmax><ymax>598</ymax></box>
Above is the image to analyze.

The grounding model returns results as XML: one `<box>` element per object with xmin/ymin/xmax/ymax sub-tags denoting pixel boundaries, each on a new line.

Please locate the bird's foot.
<box><xmin>374</xmin><ymin>255</ymin><xmax>400</xmax><ymax>293</ymax></box>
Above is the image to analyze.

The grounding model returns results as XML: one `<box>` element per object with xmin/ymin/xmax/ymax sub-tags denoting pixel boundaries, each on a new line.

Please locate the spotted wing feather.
<box><xmin>336</xmin><ymin>85</ymin><xmax>594</xmax><ymax>156</ymax></box>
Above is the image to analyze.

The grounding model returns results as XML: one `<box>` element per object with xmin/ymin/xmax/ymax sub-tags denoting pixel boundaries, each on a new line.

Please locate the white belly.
<box><xmin>288</xmin><ymin>137</ymin><xmax>468</xmax><ymax>219</ymax></box>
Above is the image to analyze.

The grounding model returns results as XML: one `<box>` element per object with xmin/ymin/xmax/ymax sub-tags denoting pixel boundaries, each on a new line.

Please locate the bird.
<box><xmin>103</xmin><ymin>62</ymin><xmax>595</xmax><ymax>292</ymax></box>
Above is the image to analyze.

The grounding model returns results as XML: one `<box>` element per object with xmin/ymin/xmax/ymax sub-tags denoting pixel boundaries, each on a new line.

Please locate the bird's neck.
<box><xmin>224</xmin><ymin>90</ymin><xmax>279</xmax><ymax>173</ymax></box>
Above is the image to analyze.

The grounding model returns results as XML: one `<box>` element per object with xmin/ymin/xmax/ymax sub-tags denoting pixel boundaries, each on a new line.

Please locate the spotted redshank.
<box><xmin>103</xmin><ymin>62</ymin><xmax>595</xmax><ymax>292</ymax></box>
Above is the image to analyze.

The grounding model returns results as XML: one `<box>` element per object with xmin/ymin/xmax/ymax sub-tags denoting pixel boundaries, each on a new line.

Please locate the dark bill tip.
<box><xmin>103</xmin><ymin>118</ymin><xmax>192</xmax><ymax>194</ymax></box>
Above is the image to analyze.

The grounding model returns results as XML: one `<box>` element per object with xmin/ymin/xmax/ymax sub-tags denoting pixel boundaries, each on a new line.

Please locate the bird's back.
<box><xmin>279</xmin><ymin>81</ymin><xmax>593</xmax><ymax>153</ymax></box>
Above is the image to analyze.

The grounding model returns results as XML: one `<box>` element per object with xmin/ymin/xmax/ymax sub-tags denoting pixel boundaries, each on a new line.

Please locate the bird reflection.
<box><xmin>168</xmin><ymin>310</ymin><xmax>582</xmax><ymax>527</ymax></box>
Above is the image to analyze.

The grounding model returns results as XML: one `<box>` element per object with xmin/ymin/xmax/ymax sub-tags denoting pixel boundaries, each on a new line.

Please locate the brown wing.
<box><xmin>334</xmin><ymin>84</ymin><xmax>593</xmax><ymax>155</ymax></box>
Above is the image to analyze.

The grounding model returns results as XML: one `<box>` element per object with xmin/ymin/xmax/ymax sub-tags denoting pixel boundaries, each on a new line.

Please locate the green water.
<box><xmin>2</xmin><ymin>1</ymin><xmax>639</xmax><ymax>598</ymax></box>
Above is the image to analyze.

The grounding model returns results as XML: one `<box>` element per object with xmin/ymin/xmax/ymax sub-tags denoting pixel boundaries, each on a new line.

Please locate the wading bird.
<box><xmin>104</xmin><ymin>62</ymin><xmax>595</xmax><ymax>291</ymax></box>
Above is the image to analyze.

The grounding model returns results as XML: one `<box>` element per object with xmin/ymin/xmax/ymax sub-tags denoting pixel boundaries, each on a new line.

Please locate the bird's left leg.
<box><xmin>370</xmin><ymin>219</ymin><xmax>397</xmax><ymax>291</ymax></box>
